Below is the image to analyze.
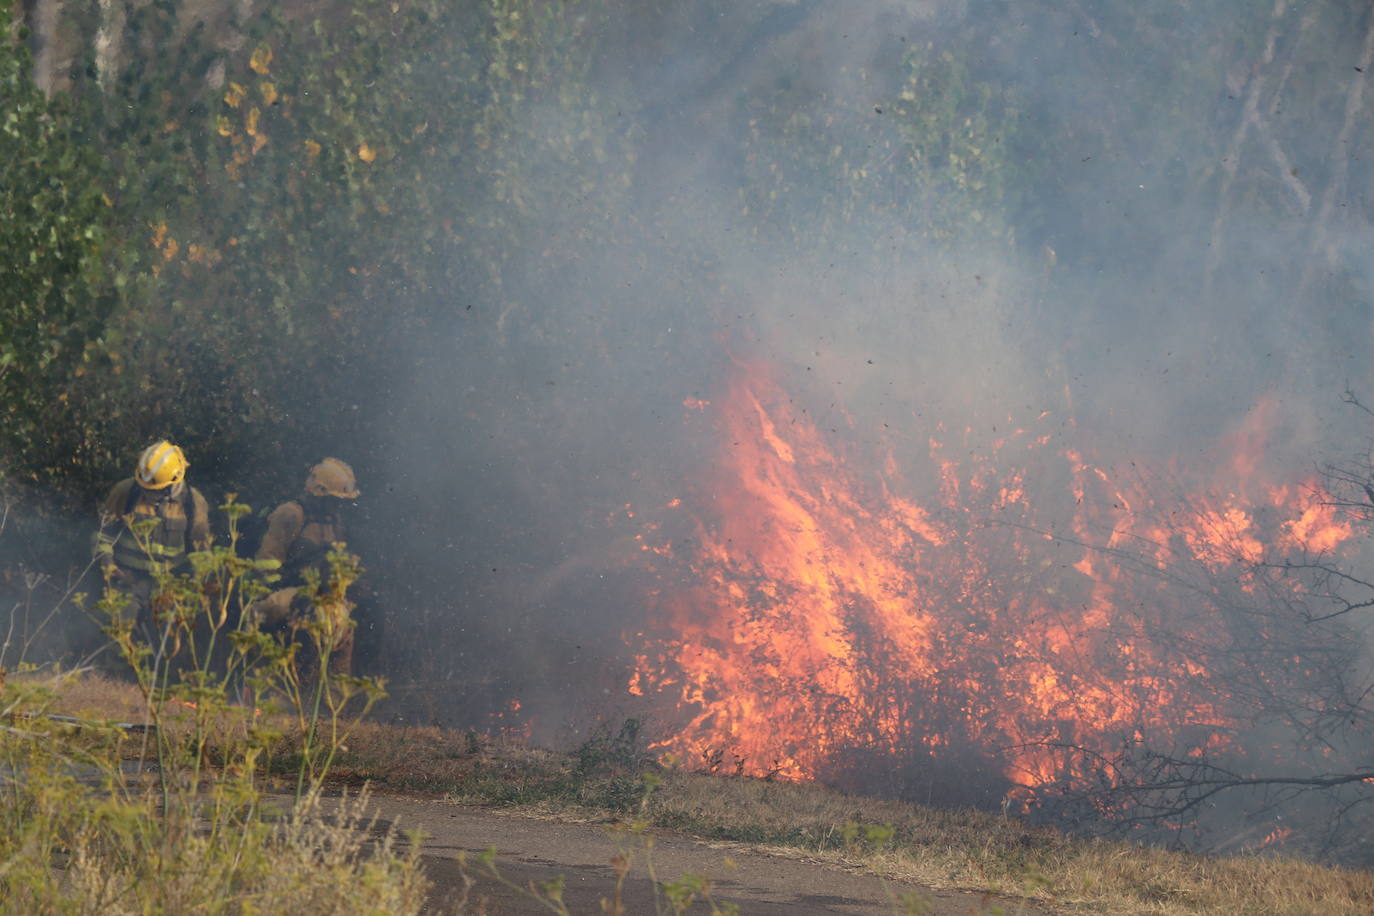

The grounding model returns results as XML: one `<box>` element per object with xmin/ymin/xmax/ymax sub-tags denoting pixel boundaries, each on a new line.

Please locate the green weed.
<box><xmin>0</xmin><ymin>499</ymin><xmax>424</xmax><ymax>913</ymax></box>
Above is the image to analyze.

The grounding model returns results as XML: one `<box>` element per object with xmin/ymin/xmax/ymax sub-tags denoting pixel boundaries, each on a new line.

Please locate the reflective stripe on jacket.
<box><xmin>94</xmin><ymin>478</ymin><xmax>210</xmax><ymax>574</ymax></box>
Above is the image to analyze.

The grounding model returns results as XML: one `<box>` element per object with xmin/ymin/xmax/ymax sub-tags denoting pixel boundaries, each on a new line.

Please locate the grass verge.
<box><xmin>43</xmin><ymin>675</ymin><xmax>1374</xmax><ymax>915</ymax></box>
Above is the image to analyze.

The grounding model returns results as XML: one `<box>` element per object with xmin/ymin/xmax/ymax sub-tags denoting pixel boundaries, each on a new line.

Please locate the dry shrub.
<box><xmin>60</xmin><ymin>789</ymin><xmax>428</xmax><ymax>915</ymax></box>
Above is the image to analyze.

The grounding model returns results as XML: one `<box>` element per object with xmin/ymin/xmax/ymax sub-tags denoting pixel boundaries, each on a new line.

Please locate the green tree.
<box><xmin>0</xmin><ymin>5</ymin><xmax>113</xmax><ymax>490</ymax></box>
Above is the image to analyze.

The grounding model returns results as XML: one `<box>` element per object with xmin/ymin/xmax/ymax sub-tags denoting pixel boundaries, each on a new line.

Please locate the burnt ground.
<box><xmin>359</xmin><ymin>795</ymin><xmax>1056</xmax><ymax>916</ymax></box>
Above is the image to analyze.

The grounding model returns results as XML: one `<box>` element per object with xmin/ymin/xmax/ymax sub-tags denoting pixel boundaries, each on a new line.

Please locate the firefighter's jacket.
<box><xmin>94</xmin><ymin>478</ymin><xmax>210</xmax><ymax>575</ymax></box>
<box><xmin>255</xmin><ymin>498</ymin><xmax>347</xmax><ymax>586</ymax></box>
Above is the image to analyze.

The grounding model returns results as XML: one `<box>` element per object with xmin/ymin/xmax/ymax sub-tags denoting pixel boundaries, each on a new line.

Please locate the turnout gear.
<box><xmin>256</xmin><ymin>493</ymin><xmax>348</xmax><ymax>585</ymax></box>
<box><xmin>93</xmin><ymin>443</ymin><xmax>210</xmax><ymax>642</ymax></box>
<box><xmin>251</xmin><ymin>459</ymin><xmax>361</xmax><ymax>675</ymax></box>
<box><xmin>94</xmin><ymin>478</ymin><xmax>209</xmax><ymax>575</ymax></box>
<box><xmin>136</xmin><ymin>440</ymin><xmax>188</xmax><ymax>491</ymax></box>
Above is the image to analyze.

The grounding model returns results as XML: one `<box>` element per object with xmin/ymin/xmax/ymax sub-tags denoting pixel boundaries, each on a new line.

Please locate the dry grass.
<box><xmin>56</xmin><ymin>788</ymin><xmax>429</xmax><ymax>915</ymax></box>
<box><xmin>41</xmin><ymin>674</ymin><xmax>1374</xmax><ymax>915</ymax></box>
<box><xmin>40</xmin><ymin>670</ymin><xmax>371</xmax><ymax>773</ymax></box>
<box><xmin>43</xmin><ymin>668</ymin><xmax>148</xmax><ymax>722</ymax></box>
<box><xmin>5</xmin><ymin>670</ymin><xmax>426</xmax><ymax>915</ymax></box>
<box><xmin>649</xmin><ymin>774</ymin><xmax>1374</xmax><ymax>915</ymax></box>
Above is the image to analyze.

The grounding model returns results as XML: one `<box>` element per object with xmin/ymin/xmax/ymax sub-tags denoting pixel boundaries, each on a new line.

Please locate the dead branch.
<box><xmin>1014</xmin><ymin>739</ymin><xmax>1374</xmax><ymax>834</ymax></box>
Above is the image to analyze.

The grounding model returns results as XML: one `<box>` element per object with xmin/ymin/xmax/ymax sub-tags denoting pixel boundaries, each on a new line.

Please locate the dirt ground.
<box><xmin>360</xmin><ymin>795</ymin><xmax>1055</xmax><ymax>916</ymax></box>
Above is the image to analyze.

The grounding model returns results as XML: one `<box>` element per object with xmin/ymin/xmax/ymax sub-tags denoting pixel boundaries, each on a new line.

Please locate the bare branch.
<box><xmin>1340</xmin><ymin>387</ymin><xmax>1374</xmax><ymax>418</ymax></box>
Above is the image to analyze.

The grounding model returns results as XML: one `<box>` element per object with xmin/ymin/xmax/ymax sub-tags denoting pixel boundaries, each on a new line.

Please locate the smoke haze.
<box><xmin>8</xmin><ymin>0</ymin><xmax>1374</xmax><ymax>857</ymax></box>
<box><xmin>344</xmin><ymin>1</ymin><xmax>1372</xmax><ymax>740</ymax></box>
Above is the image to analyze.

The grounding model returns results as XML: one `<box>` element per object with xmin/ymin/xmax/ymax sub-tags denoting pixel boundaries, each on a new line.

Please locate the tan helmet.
<box><xmin>305</xmin><ymin>457</ymin><xmax>359</xmax><ymax>499</ymax></box>
<box><xmin>136</xmin><ymin>440</ymin><xmax>188</xmax><ymax>491</ymax></box>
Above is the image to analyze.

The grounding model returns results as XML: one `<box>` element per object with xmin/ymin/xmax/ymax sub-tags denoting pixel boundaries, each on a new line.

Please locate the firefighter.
<box><xmin>250</xmin><ymin>457</ymin><xmax>360</xmax><ymax>676</ymax></box>
<box><xmin>93</xmin><ymin>440</ymin><xmax>211</xmax><ymax>633</ymax></box>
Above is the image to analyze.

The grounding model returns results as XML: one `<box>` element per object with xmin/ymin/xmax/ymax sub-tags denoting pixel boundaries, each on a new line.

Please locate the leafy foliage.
<box><xmin>0</xmin><ymin>7</ymin><xmax>113</xmax><ymax>486</ymax></box>
<box><xmin>2</xmin><ymin>0</ymin><xmax>1031</xmax><ymax>510</ymax></box>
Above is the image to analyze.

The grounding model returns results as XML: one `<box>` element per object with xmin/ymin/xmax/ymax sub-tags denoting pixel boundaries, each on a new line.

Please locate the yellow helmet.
<box><xmin>136</xmin><ymin>440</ymin><xmax>188</xmax><ymax>491</ymax></box>
<box><xmin>305</xmin><ymin>457</ymin><xmax>359</xmax><ymax>499</ymax></box>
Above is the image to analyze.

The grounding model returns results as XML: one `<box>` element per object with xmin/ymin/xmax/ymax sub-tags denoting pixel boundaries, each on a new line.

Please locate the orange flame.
<box><xmin>627</xmin><ymin>364</ymin><xmax>1356</xmax><ymax>805</ymax></box>
<box><xmin>1260</xmin><ymin>825</ymin><xmax>1293</xmax><ymax>848</ymax></box>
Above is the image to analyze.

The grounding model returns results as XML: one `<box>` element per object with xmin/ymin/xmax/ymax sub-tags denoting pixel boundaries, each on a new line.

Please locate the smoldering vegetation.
<box><xmin>5</xmin><ymin>0</ymin><xmax>1374</xmax><ymax>860</ymax></box>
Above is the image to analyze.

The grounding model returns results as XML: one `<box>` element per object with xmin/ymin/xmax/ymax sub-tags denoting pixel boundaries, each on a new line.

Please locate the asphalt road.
<box><xmin>359</xmin><ymin>795</ymin><xmax>1054</xmax><ymax>916</ymax></box>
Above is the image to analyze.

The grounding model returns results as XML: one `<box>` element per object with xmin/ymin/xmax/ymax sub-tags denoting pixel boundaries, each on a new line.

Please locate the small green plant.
<box><xmin>94</xmin><ymin>496</ymin><xmax>386</xmax><ymax>804</ymax></box>
<box><xmin>0</xmin><ymin>498</ymin><xmax>420</xmax><ymax>913</ymax></box>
